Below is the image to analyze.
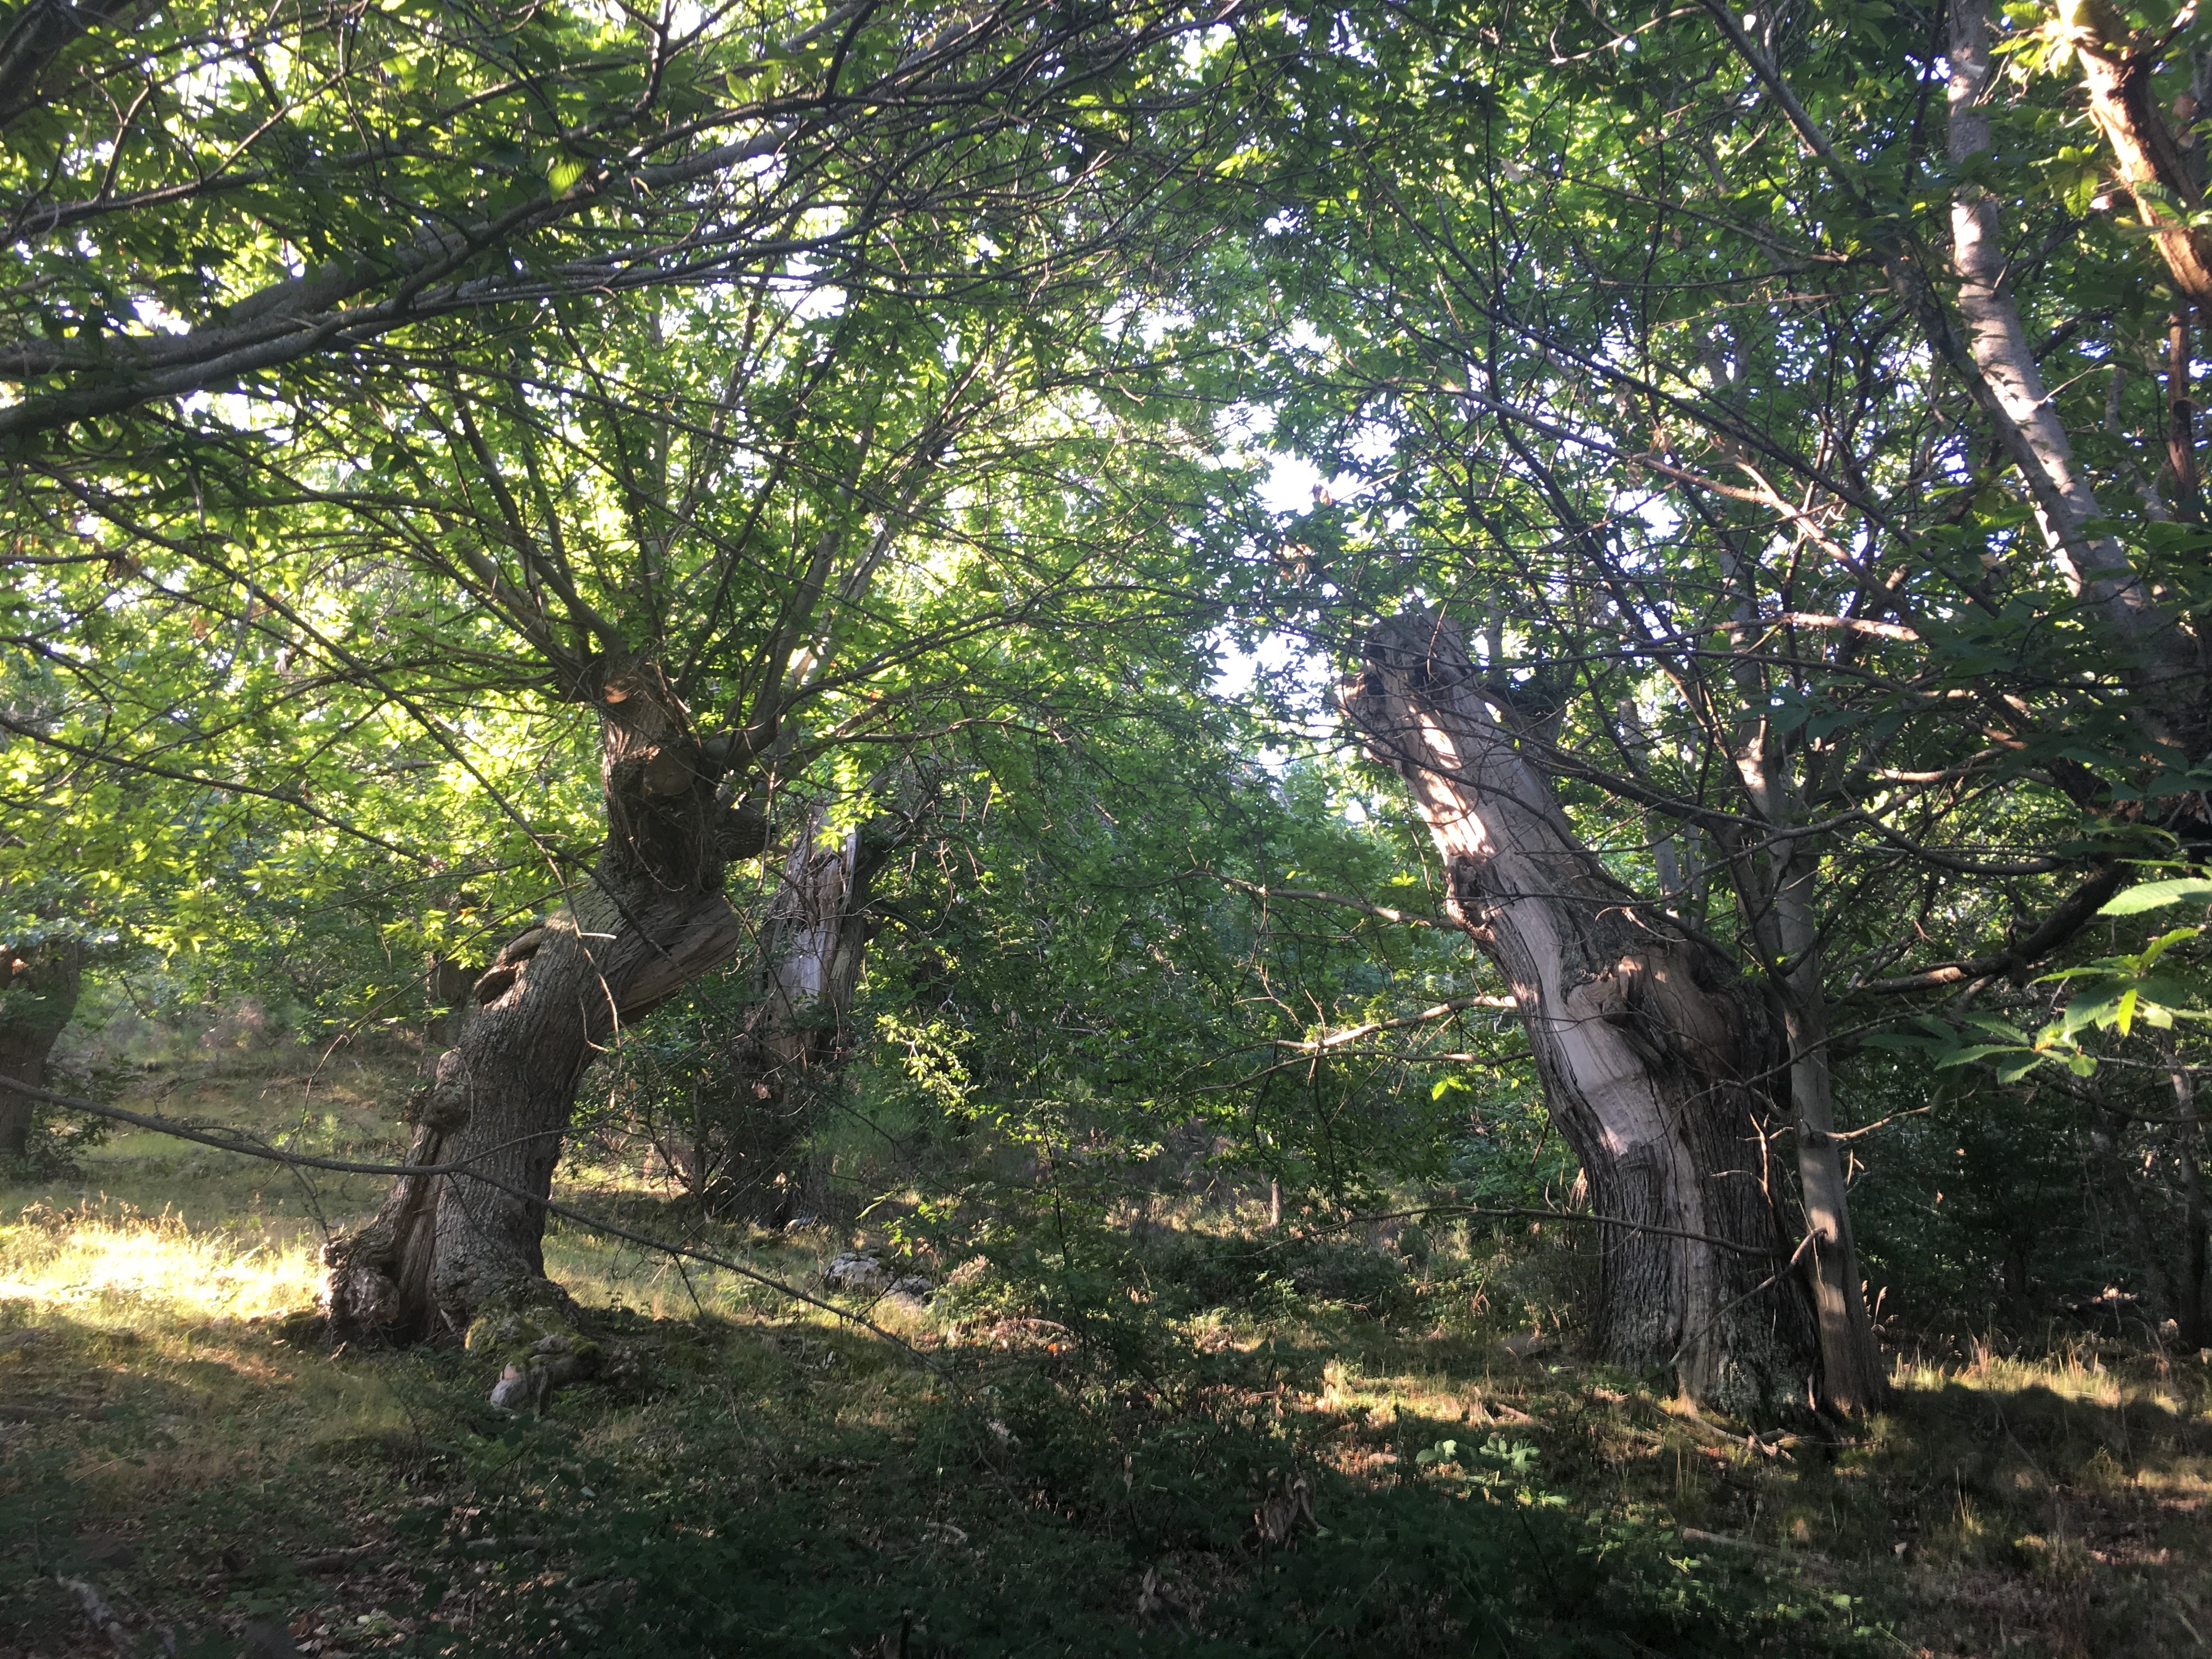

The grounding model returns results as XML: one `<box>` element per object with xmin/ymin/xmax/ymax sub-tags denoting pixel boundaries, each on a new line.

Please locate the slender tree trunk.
<box><xmin>709</xmin><ymin>802</ymin><xmax>898</xmax><ymax>1223</ymax></box>
<box><xmin>1344</xmin><ymin>614</ymin><xmax>1813</xmax><ymax>1415</ymax></box>
<box><xmin>2169</xmin><ymin>311</ymin><xmax>2200</xmax><ymax>516</ymax></box>
<box><xmin>2171</xmin><ymin>1058</ymin><xmax>2209</xmax><ymax>1350</ymax></box>
<box><xmin>2087</xmin><ymin>1103</ymin><xmax>2180</xmax><ymax>1340</ymax></box>
<box><xmin>1762</xmin><ymin>855</ymin><xmax>1889</xmax><ymax>1412</ymax></box>
<box><xmin>326</xmin><ymin>661</ymin><xmax>754</xmax><ymax>1340</ymax></box>
<box><xmin>0</xmin><ymin>933</ymin><xmax>86</xmax><ymax>1160</ymax></box>
<box><xmin>1954</xmin><ymin>0</ymin><xmax>2194</xmax><ymax>679</ymax></box>
<box><xmin>1702</xmin><ymin>527</ymin><xmax>1888</xmax><ymax>1414</ymax></box>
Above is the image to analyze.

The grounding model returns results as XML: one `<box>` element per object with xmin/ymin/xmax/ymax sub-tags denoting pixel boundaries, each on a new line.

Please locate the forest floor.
<box><xmin>2</xmin><ymin>1052</ymin><xmax>2208</xmax><ymax>1658</ymax></box>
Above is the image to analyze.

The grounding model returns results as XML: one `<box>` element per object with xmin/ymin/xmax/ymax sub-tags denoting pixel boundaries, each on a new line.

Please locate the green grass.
<box><xmin>3</xmin><ymin>1059</ymin><xmax>2208</xmax><ymax>1658</ymax></box>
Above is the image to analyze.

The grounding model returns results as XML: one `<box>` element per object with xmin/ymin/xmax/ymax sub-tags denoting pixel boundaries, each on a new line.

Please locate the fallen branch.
<box><xmin>56</xmin><ymin>1575</ymin><xmax>132</xmax><ymax>1656</ymax></box>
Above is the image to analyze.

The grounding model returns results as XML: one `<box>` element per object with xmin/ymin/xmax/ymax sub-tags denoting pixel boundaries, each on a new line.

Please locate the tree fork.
<box><xmin>325</xmin><ymin>658</ymin><xmax>751</xmax><ymax>1340</ymax></box>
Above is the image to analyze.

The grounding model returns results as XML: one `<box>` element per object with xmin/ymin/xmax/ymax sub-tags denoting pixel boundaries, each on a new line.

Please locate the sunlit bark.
<box><xmin>1345</xmin><ymin>614</ymin><xmax>1813</xmax><ymax>1415</ymax></box>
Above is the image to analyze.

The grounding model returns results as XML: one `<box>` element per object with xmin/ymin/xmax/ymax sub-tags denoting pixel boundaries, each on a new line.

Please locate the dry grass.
<box><xmin>0</xmin><ymin>1199</ymin><xmax>326</xmax><ymax>1325</ymax></box>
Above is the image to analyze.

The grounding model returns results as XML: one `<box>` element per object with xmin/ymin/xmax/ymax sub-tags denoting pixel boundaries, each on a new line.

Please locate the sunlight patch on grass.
<box><xmin>1887</xmin><ymin>1341</ymin><xmax>2151</xmax><ymax>1408</ymax></box>
<box><xmin>0</xmin><ymin>1198</ymin><xmax>323</xmax><ymax>1322</ymax></box>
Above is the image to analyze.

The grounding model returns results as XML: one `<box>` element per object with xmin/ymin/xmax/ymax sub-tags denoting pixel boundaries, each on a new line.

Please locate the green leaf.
<box><xmin>546</xmin><ymin>155</ymin><xmax>588</xmax><ymax>198</ymax></box>
<box><xmin>2098</xmin><ymin>879</ymin><xmax>2212</xmax><ymax>915</ymax></box>
<box><xmin>1934</xmin><ymin>1043</ymin><xmax>2027</xmax><ymax>1069</ymax></box>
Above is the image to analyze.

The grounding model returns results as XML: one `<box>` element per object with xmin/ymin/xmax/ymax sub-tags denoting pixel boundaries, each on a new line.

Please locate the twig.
<box><xmin>1271</xmin><ymin>996</ymin><xmax>1520</xmax><ymax>1052</ymax></box>
<box><xmin>1827</xmin><ymin>1104</ymin><xmax>1933</xmax><ymax>1142</ymax></box>
<box><xmin>1198</xmin><ymin>867</ymin><xmax>1449</xmax><ymax>929</ymax></box>
<box><xmin>1301</xmin><ymin>1203</ymin><xmax>1787</xmax><ymax>1259</ymax></box>
<box><xmin>1198</xmin><ymin>1045</ymin><xmax>1531</xmax><ymax>1092</ymax></box>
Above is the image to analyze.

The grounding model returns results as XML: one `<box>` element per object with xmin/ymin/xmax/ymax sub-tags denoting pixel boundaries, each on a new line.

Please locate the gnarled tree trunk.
<box><xmin>325</xmin><ymin>660</ymin><xmax>758</xmax><ymax>1340</ymax></box>
<box><xmin>0</xmin><ymin>932</ymin><xmax>86</xmax><ymax>1161</ymax></box>
<box><xmin>1345</xmin><ymin>614</ymin><xmax>1813</xmax><ymax>1415</ymax></box>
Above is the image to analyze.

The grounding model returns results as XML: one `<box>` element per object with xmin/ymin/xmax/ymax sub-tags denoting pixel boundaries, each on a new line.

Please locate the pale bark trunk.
<box><xmin>0</xmin><ymin>934</ymin><xmax>86</xmax><ymax>1160</ymax></box>
<box><xmin>706</xmin><ymin>799</ymin><xmax>907</xmax><ymax>1223</ymax></box>
<box><xmin>326</xmin><ymin>661</ymin><xmax>753</xmax><ymax>1339</ymax></box>
<box><xmin>1953</xmin><ymin>0</ymin><xmax>2193</xmax><ymax>676</ymax></box>
<box><xmin>1344</xmin><ymin>614</ymin><xmax>1812</xmax><ymax>1414</ymax></box>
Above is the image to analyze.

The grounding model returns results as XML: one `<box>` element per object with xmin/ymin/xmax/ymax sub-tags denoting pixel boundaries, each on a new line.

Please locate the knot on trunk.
<box><xmin>1443</xmin><ymin>853</ymin><xmax>1498</xmax><ymax>939</ymax></box>
<box><xmin>640</xmin><ymin>743</ymin><xmax>697</xmax><ymax>798</ymax></box>
<box><xmin>715</xmin><ymin>794</ymin><xmax>769</xmax><ymax>861</ymax></box>
<box><xmin>1363</xmin><ymin>612</ymin><xmax>1477</xmax><ymax>696</ymax></box>
<box><xmin>405</xmin><ymin>1073</ymin><xmax>472</xmax><ymax>1132</ymax></box>
<box><xmin>1563</xmin><ymin>943</ymin><xmax>1750</xmax><ymax>1077</ymax></box>
<box><xmin>321</xmin><ymin>1217</ymin><xmax>405</xmax><ymax>1336</ymax></box>
<box><xmin>1338</xmin><ymin>667</ymin><xmax>1385</xmax><ymax>721</ymax></box>
<box><xmin>472</xmin><ymin>926</ymin><xmax>546</xmax><ymax>1008</ymax></box>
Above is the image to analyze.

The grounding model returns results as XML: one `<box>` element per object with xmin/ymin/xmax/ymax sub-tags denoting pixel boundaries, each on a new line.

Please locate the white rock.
<box><xmin>823</xmin><ymin>1252</ymin><xmax>890</xmax><ymax>1294</ymax></box>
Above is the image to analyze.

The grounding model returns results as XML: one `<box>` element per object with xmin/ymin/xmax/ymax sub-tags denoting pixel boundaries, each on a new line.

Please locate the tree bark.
<box><xmin>2171</xmin><ymin>1057</ymin><xmax>2209</xmax><ymax>1350</ymax></box>
<box><xmin>325</xmin><ymin>660</ymin><xmax>754</xmax><ymax>1340</ymax></box>
<box><xmin>0</xmin><ymin>933</ymin><xmax>86</xmax><ymax>1161</ymax></box>
<box><xmin>2168</xmin><ymin>311</ymin><xmax>2199</xmax><ymax>516</ymax></box>
<box><xmin>1950</xmin><ymin>2</ymin><xmax>2170</xmax><ymax>639</ymax></box>
<box><xmin>703</xmin><ymin>797</ymin><xmax>916</xmax><ymax>1222</ymax></box>
<box><xmin>2065</xmin><ymin>8</ymin><xmax>2212</xmax><ymax>308</ymax></box>
<box><xmin>1343</xmin><ymin>614</ymin><xmax>1813</xmax><ymax>1415</ymax></box>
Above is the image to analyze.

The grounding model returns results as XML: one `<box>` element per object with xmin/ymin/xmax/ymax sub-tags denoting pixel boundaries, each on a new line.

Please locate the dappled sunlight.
<box><xmin>0</xmin><ymin>1199</ymin><xmax>323</xmax><ymax>1323</ymax></box>
<box><xmin>1887</xmin><ymin>1339</ymin><xmax>2207</xmax><ymax>1415</ymax></box>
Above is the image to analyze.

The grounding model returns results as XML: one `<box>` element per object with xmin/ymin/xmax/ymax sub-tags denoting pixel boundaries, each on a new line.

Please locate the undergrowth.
<box><xmin>1</xmin><ymin>1068</ymin><xmax>2207</xmax><ymax>1658</ymax></box>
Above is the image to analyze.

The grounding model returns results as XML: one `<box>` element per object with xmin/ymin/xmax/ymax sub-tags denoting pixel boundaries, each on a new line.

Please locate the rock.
<box><xmin>488</xmin><ymin>1331</ymin><xmax>600</xmax><ymax>1412</ymax></box>
<box><xmin>885</xmin><ymin>1276</ymin><xmax>934</xmax><ymax>1309</ymax></box>
<box><xmin>823</xmin><ymin>1252</ymin><xmax>891</xmax><ymax>1295</ymax></box>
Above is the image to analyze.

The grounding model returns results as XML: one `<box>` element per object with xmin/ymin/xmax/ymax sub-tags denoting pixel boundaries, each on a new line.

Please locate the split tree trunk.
<box><xmin>703</xmin><ymin>802</ymin><xmax>900</xmax><ymax>1223</ymax></box>
<box><xmin>1344</xmin><ymin>614</ymin><xmax>1813</xmax><ymax>1415</ymax></box>
<box><xmin>0</xmin><ymin>933</ymin><xmax>86</xmax><ymax>1160</ymax></box>
<box><xmin>326</xmin><ymin>661</ymin><xmax>755</xmax><ymax>1340</ymax></box>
